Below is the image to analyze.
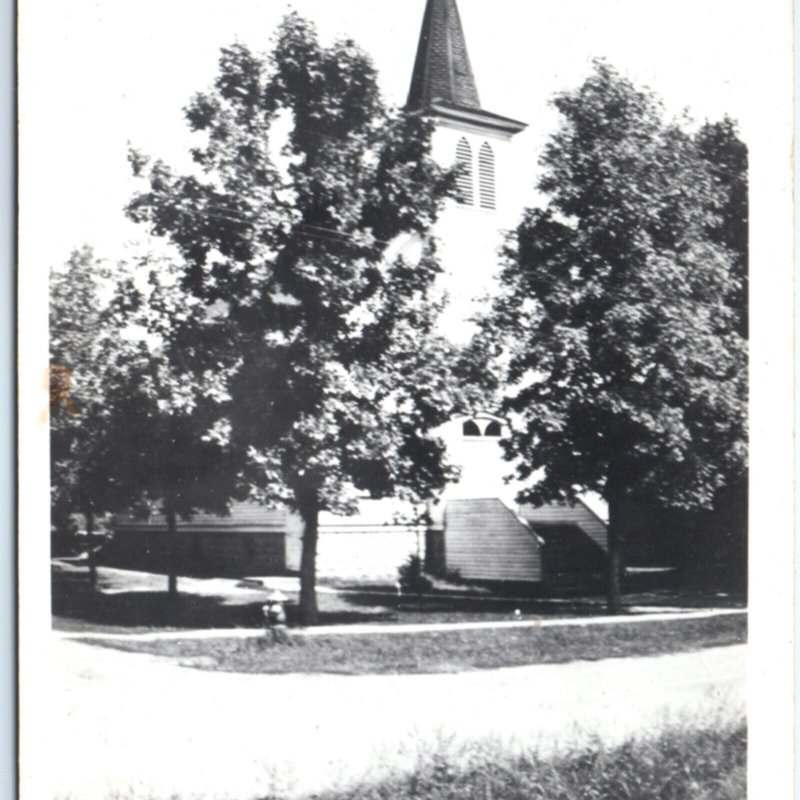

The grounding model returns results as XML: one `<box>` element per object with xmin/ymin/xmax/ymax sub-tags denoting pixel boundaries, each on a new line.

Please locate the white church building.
<box><xmin>106</xmin><ymin>0</ymin><xmax>609</xmax><ymax>587</ymax></box>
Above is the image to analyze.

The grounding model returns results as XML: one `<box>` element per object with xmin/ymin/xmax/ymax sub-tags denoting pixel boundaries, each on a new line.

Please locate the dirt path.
<box><xmin>45</xmin><ymin>637</ymin><xmax>745</xmax><ymax>800</ymax></box>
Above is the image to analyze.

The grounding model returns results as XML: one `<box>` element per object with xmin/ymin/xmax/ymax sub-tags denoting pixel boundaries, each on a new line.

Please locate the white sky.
<box><xmin>20</xmin><ymin>0</ymin><xmax>763</xmax><ymax>271</ymax></box>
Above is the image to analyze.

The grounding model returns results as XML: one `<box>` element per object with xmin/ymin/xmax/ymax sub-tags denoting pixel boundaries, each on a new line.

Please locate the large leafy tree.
<box><xmin>486</xmin><ymin>62</ymin><xmax>747</xmax><ymax>612</ymax></box>
<box><xmin>50</xmin><ymin>247</ymin><xmax>122</xmax><ymax>584</ymax></box>
<box><xmin>126</xmin><ymin>14</ymin><xmax>461</xmax><ymax>624</ymax></box>
<box><xmin>50</xmin><ymin>248</ymin><xmax>237</xmax><ymax>593</ymax></box>
<box><xmin>103</xmin><ymin>256</ymin><xmax>240</xmax><ymax>594</ymax></box>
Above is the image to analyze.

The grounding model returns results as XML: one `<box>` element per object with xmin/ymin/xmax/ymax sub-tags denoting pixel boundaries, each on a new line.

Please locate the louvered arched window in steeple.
<box><xmin>484</xmin><ymin>420</ymin><xmax>502</xmax><ymax>437</ymax></box>
<box><xmin>462</xmin><ymin>420</ymin><xmax>481</xmax><ymax>437</ymax></box>
<box><xmin>455</xmin><ymin>137</ymin><xmax>474</xmax><ymax>206</ymax></box>
<box><xmin>478</xmin><ymin>142</ymin><xmax>496</xmax><ymax>210</ymax></box>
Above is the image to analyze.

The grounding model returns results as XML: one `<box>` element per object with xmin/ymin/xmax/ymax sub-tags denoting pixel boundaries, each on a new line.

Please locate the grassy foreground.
<box><xmin>81</xmin><ymin>613</ymin><xmax>746</xmax><ymax>675</ymax></box>
<box><xmin>284</xmin><ymin>723</ymin><xmax>746</xmax><ymax>800</ymax></box>
<box><xmin>98</xmin><ymin>723</ymin><xmax>745</xmax><ymax>800</ymax></box>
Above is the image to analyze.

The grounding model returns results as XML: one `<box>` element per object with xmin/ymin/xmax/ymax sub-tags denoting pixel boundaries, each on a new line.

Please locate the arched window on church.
<box><xmin>462</xmin><ymin>420</ymin><xmax>481</xmax><ymax>437</ymax></box>
<box><xmin>455</xmin><ymin>138</ymin><xmax>474</xmax><ymax>206</ymax></box>
<box><xmin>484</xmin><ymin>420</ymin><xmax>502</xmax><ymax>437</ymax></box>
<box><xmin>478</xmin><ymin>142</ymin><xmax>496</xmax><ymax>210</ymax></box>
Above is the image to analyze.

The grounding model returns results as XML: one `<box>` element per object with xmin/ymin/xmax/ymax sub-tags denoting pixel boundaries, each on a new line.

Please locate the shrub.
<box><xmin>398</xmin><ymin>554</ymin><xmax>433</xmax><ymax>594</ymax></box>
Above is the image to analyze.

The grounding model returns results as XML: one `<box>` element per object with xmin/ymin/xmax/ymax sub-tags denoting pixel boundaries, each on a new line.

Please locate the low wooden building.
<box><xmin>101</xmin><ymin>503</ymin><xmax>304</xmax><ymax>578</ymax></box>
<box><xmin>104</xmin><ymin>496</ymin><xmax>606</xmax><ymax>588</ymax></box>
<box><xmin>102</xmin><ymin>499</ymin><xmax>425</xmax><ymax>583</ymax></box>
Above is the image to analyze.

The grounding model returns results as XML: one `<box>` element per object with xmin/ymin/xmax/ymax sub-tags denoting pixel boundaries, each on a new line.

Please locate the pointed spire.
<box><xmin>407</xmin><ymin>0</ymin><xmax>481</xmax><ymax>111</ymax></box>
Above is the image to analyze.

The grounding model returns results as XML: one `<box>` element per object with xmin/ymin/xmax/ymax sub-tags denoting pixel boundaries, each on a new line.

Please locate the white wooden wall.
<box><xmin>316</xmin><ymin>528</ymin><xmax>422</xmax><ymax>581</ymax></box>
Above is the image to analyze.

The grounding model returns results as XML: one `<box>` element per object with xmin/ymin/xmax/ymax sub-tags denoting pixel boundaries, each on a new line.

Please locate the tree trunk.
<box><xmin>298</xmin><ymin>496</ymin><xmax>320</xmax><ymax>627</ymax></box>
<box><xmin>85</xmin><ymin>508</ymin><xmax>97</xmax><ymax>591</ymax></box>
<box><xmin>606</xmin><ymin>485</ymin><xmax>624</xmax><ymax>614</ymax></box>
<box><xmin>165</xmin><ymin>497</ymin><xmax>178</xmax><ymax>596</ymax></box>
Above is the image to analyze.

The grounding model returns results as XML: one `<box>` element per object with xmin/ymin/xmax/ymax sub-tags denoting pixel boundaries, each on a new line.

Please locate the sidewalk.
<box><xmin>58</xmin><ymin>607</ymin><xmax>746</xmax><ymax>642</ymax></box>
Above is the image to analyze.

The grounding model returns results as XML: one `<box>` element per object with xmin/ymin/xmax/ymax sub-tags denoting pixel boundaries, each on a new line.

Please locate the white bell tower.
<box><xmin>405</xmin><ymin>0</ymin><xmax>528</xmax><ymax>509</ymax></box>
<box><xmin>406</xmin><ymin>0</ymin><xmax>527</xmax><ymax>342</ymax></box>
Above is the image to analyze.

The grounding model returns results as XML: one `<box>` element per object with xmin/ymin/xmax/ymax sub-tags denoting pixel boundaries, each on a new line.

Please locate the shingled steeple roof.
<box><xmin>407</xmin><ymin>0</ymin><xmax>481</xmax><ymax>110</ymax></box>
<box><xmin>407</xmin><ymin>0</ymin><xmax>526</xmax><ymax>136</ymax></box>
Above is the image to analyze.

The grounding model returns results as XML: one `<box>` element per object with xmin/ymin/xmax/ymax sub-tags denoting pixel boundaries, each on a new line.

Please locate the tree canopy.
<box><xmin>50</xmin><ymin>247</ymin><xmax>121</xmax><ymax>541</ymax></box>
<box><xmin>695</xmin><ymin>117</ymin><xmax>749</xmax><ymax>334</ymax></box>
<box><xmin>126</xmin><ymin>14</ymin><xmax>463</xmax><ymax>622</ymax></box>
<box><xmin>485</xmin><ymin>61</ymin><xmax>748</xmax><ymax>610</ymax></box>
<box><xmin>50</xmin><ymin>248</ymin><xmax>238</xmax><ymax>590</ymax></box>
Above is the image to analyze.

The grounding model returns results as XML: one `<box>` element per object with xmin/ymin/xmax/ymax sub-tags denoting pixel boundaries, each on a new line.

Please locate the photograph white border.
<box><xmin>16</xmin><ymin>1</ymin><xmax>795</xmax><ymax>797</ymax></box>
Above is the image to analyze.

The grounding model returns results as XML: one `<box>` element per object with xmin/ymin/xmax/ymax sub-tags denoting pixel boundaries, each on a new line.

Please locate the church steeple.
<box><xmin>407</xmin><ymin>0</ymin><xmax>481</xmax><ymax>111</ymax></box>
<box><xmin>406</xmin><ymin>0</ymin><xmax>526</xmax><ymax>136</ymax></box>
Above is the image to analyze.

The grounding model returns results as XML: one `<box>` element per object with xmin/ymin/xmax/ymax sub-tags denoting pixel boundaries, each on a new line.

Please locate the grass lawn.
<box><xmin>87</xmin><ymin>721</ymin><xmax>746</xmax><ymax>800</ymax></box>
<box><xmin>53</xmin><ymin>562</ymin><xmax>746</xmax><ymax>634</ymax></box>
<box><xmin>284</xmin><ymin>722</ymin><xmax>746</xmax><ymax>800</ymax></box>
<box><xmin>78</xmin><ymin>612</ymin><xmax>746</xmax><ymax>675</ymax></box>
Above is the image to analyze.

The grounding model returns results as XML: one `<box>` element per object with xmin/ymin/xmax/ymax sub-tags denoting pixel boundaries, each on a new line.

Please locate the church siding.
<box><xmin>444</xmin><ymin>499</ymin><xmax>542</xmax><ymax>582</ymax></box>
